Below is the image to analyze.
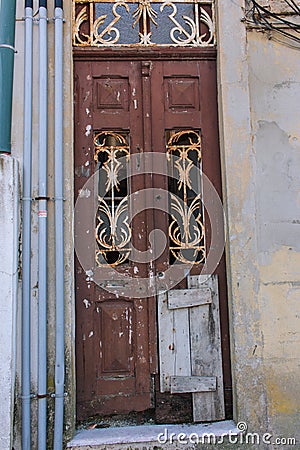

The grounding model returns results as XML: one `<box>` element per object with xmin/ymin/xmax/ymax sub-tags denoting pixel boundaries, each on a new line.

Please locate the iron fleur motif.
<box><xmin>94</xmin><ymin>131</ymin><xmax>131</xmax><ymax>267</ymax></box>
<box><xmin>167</xmin><ymin>130</ymin><xmax>206</xmax><ymax>265</ymax></box>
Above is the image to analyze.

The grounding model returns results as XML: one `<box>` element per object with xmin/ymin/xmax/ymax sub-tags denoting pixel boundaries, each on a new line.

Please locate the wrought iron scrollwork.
<box><xmin>167</xmin><ymin>130</ymin><xmax>206</xmax><ymax>265</ymax></box>
<box><xmin>73</xmin><ymin>0</ymin><xmax>215</xmax><ymax>47</ymax></box>
<box><xmin>94</xmin><ymin>131</ymin><xmax>131</xmax><ymax>267</ymax></box>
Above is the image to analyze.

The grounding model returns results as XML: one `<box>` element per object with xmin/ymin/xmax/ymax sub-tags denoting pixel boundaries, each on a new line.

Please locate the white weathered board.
<box><xmin>157</xmin><ymin>274</ymin><xmax>225</xmax><ymax>422</ymax></box>
<box><xmin>188</xmin><ymin>275</ymin><xmax>225</xmax><ymax>422</ymax></box>
<box><xmin>158</xmin><ymin>291</ymin><xmax>191</xmax><ymax>392</ymax></box>
<box><xmin>170</xmin><ymin>376</ymin><xmax>216</xmax><ymax>393</ymax></box>
<box><xmin>168</xmin><ymin>288</ymin><xmax>212</xmax><ymax>309</ymax></box>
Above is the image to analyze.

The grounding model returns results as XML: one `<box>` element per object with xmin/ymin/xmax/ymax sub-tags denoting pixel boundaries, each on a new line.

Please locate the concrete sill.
<box><xmin>67</xmin><ymin>420</ymin><xmax>239</xmax><ymax>448</ymax></box>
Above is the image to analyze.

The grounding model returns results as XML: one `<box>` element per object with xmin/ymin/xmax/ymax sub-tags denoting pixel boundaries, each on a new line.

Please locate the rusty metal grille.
<box><xmin>73</xmin><ymin>0</ymin><xmax>215</xmax><ymax>47</ymax></box>
<box><xmin>94</xmin><ymin>131</ymin><xmax>131</xmax><ymax>267</ymax></box>
<box><xmin>167</xmin><ymin>130</ymin><xmax>206</xmax><ymax>265</ymax></box>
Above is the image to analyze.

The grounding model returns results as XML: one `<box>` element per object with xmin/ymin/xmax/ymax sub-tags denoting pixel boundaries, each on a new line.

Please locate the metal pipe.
<box><xmin>22</xmin><ymin>1</ymin><xmax>33</xmax><ymax>449</ymax></box>
<box><xmin>53</xmin><ymin>2</ymin><xmax>65</xmax><ymax>448</ymax></box>
<box><xmin>38</xmin><ymin>1</ymin><xmax>48</xmax><ymax>449</ymax></box>
<box><xmin>0</xmin><ymin>0</ymin><xmax>17</xmax><ymax>153</ymax></box>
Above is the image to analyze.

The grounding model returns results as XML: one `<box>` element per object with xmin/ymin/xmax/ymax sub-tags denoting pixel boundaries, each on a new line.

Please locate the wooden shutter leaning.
<box><xmin>158</xmin><ymin>274</ymin><xmax>225</xmax><ymax>422</ymax></box>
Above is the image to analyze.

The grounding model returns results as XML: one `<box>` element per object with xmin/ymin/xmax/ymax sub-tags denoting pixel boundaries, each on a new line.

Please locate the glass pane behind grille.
<box><xmin>95</xmin><ymin>3</ymin><xmax>139</xmax><ymax>45</ymax></box>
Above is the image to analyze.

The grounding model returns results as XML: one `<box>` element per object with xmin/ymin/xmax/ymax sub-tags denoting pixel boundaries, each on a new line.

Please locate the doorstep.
<box><xmin>67</xmin><ymin>420</ymin><xmax>239</xmax><ymax>450</ymax></box>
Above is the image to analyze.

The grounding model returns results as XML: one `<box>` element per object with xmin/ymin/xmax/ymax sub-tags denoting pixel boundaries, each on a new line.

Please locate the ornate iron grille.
<box><xmin>167</xmin><ymin>130</ymin><xmax>206</xmax><ymax>265</ymax></box>
<box><xmin>94</xmin><ymin>131</ymin><xmax>131</xmax><ymax>267</ymax></box>
<box><xmin>73</xmin><ymin>0</ymin><xmax>215</xmax><ymax>47</ymax></box>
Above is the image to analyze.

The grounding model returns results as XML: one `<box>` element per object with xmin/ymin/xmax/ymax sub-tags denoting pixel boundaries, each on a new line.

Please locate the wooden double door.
<box><xmin>74</xmin><ymin>51</ymin><xmax>232</xmax><ymax>422</ymax></box>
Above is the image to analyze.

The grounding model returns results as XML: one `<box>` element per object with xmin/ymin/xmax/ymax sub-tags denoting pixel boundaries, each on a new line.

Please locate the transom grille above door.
<box><xmin>73</xmin><ymin>0</ymin><xmax>215</xmax><ymax>47</ymax></box>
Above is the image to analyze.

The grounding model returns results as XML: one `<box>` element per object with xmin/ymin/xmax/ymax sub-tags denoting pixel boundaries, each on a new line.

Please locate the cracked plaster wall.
<box><xmin>248</xmin><ymin>32</ymin><xmax>300</xmax><ymax>440</ymax></box>
<box><xmin>218</xmin><ymin>1</ymin><xmax>300</xmax><ymax>446</ymax></box>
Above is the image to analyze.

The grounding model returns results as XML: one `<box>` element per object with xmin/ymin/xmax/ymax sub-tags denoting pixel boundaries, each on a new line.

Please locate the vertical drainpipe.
<box><xmin>53</xmin><ymin>1</ymin><xmax>65</xmax><ymax>449</ymax></box>
<box><xmin>38</xmin><ymin>1</ymin><xmax>48</xmax><ymax>449</ymax></box>
<box><xmin>0</xmin><ymin>0</ymin><xmax>17</xmax><ymax>153</ymax></box>
<box><xmin>22</xmin><ymin>1</ymin><xmax>33</xmax><ymax>450</ymax></box>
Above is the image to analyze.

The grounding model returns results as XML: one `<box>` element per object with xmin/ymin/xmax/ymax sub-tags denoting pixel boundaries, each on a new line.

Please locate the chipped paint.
<box><xmin>85</xmin><ymin>125</ymin><xmax>92</xmax><ymax>136</ymax></box>
<box><xmin>78</xmin><ymin>188</ymin><xmax>91</xmax><ymax>198</ymax></box>
<box><xmin>83</xmin><ymin>91</ymin><xmax>90</xmax><ymax>102</ymax></box>
<box><xmin>83</xmin><ymin>299</ymin><xmax>91</xmax><ymax>309</ymax></box>
<box><xmin>129</xmin><ymin>314</ymin><xmax>133</xmax><ymax>345</ymax></box>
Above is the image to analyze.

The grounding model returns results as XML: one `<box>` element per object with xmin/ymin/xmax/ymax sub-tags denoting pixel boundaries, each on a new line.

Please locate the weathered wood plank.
<box><xmin>158</xmin><ymin>291</ymin><xmax>191</xmax><ymax>393</ymax></box>
<box><xmin>174</xmin><ymin>307</ymin><xmax>191</xmax><ymax>378</ymax></box>
<box><xmin>168</xmin><ymin>288</ymin><xmax>212</xmax><ymax>310</ymax></box>
<box><xmin>188</xmin><ymin>275</ymin><xmax>225</xmax><ymax>422</ymax></box>
<box><xmin>158</xmin><ymin>292</ymin><xmax>174</xmax><ymax>393</ymax></box>
<box><xmin>170</xmin><ymin>376</ymin><xmax>216</xmax><ymax>393</ymax></box>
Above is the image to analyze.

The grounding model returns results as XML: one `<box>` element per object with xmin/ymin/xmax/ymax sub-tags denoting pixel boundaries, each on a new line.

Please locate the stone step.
<box><xmin>67</xmin><ymin>420</ymin><xmax>239</xmax><ymax>450</ymax></box>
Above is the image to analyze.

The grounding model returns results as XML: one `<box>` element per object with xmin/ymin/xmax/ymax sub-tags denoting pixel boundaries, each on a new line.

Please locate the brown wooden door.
<box><xmin>74</xmin><ymin>53</ymin><xmax>232</xmax><ymax>421</ymax></box>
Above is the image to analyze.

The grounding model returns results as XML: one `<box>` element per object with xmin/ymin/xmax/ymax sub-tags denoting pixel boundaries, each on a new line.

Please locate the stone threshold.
<box><xmin>67</xmin><ymin>420</ymin><xmax>238</xmax><ymax>447</ymax></box>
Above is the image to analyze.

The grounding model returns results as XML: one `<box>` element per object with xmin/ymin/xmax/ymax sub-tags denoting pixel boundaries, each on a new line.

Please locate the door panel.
<box><xmin>75</xmin><ymin>60</ymin><xmax>153</xmax><ymax>419</ymax></box>
<box><xmin>74</xmin><ymin>55</ymin><xmax>232</xmax><ymax>421</ymax></box>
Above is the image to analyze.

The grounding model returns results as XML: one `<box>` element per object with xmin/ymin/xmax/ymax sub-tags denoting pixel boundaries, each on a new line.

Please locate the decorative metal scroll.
<box><xmin>73</xmin><ymin>0</ymin><xmax>215</xmax><ymax>47</ymax></box>
<box><xmin>94</xmin><ymin>131</ymin><xmax>131</xmax><ymax>266</ymax></box>
<box><xmin>167</xmin><ymin>130</ymin><xmax>205</xmax><ymax>265</ymax></box>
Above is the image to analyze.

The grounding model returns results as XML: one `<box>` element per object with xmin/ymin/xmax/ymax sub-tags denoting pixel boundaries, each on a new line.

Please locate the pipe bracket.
<box><xmin>35</xmin><ymin>196</ymin><xmax>50</xmax><ymax>201</ymax></box>
<box><xmin>51</xmin><ymin>196</ymin><xmax>66</xmax><ymax>201</ymax></box>
<box><xmin>19</xmin><ymin>394</ymin><xmax>36</xmax><ymax>399</ymax></box>
<box><xmin>20</xmin><ymin>392</ymin><xmax>68</xmax><ymax>400</ymax></box>
<box><xmin>0</xmin><ymin>44</ymin><xmax>18</xmax><ymax>53</ymax></box>
<box><xmin>50</xmin><ymin>392</ymin><xmax>68</xmax><ymax>398</ymax></box>
<box><xmin>49</xmin><ymin>17</ymin><xmax>66</xmax><ymax>23</ymax></box>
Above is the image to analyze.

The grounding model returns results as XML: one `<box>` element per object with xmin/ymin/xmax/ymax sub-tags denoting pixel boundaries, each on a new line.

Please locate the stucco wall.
<box><xmin>0</xmin><ymin>156</ymin><xmax>19</xmax><ymax>450</ymax></box>
<box><xmin>218</xmin><ymin>0</ymin><xmax>300</xmax><ymax>445</ymax></box>
<box><xmin>248</xmin><ymin>31</ymin><xmax>300</xmax><ymax>439</ymax></box>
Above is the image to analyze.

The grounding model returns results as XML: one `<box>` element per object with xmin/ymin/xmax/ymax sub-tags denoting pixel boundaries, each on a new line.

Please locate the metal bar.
<box><xmin>22</xmin><ymin>2</ymin><xmax>33</xmax><ymax>449</ymax></box>
<box><xmin>0</xmin><ymin>0</ymin><xmax>17</xmax><ymax>152</ymax></box>
<box><xmin>38</xmin><ymin>2</ymin><xmax>48</xmax><ymax>449</ymax></box>
<box><xmin>53</xmin><ymin>2</ymin><xmax>65</xmax><ymax>449</ymax></box>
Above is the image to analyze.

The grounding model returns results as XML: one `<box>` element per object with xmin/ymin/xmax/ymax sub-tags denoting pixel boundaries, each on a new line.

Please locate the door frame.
<box><xmin>73</xmin><ymin>45</ymin><xmax>233</xmax><ymax>421</ymax></box>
